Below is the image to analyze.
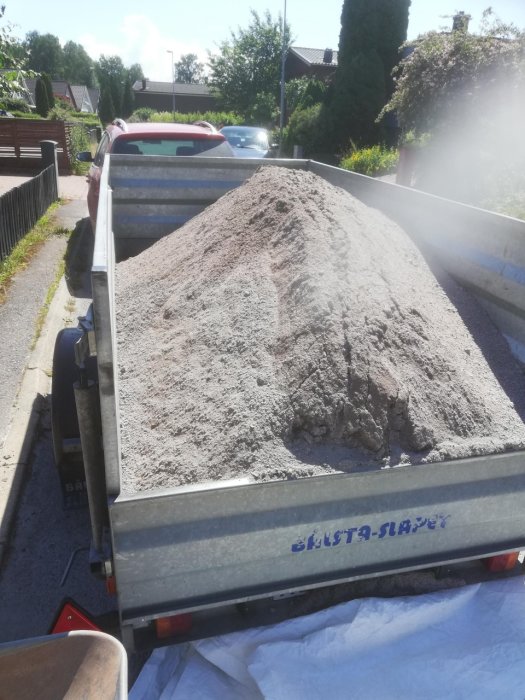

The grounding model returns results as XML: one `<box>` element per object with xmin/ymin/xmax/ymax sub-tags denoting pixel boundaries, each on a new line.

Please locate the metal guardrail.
<box><xmin>0</xmin><ymin>164</ymin><xmax>58</xmax><ymax>262</ymax></box>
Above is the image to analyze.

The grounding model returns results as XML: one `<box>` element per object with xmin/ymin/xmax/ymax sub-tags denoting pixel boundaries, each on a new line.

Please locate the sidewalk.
<box><xmin>0</xmin><ymin>174</ymin><xmax>88</xmax><ymax>200</ymax></box>
<box><xmin>0</xmin><ymin>178</ymin><xmax>91</xmax><ymax>561</ymax></box>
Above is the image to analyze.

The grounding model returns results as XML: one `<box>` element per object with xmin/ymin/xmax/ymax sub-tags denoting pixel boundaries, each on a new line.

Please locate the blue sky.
<box><xmin>6</xmin><ymin>0</ymin><xmax>525</xmax><ymax>82</ymax></box>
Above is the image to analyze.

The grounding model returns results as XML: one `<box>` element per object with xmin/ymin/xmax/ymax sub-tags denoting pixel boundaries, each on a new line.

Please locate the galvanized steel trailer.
<box><xmin>71</xmin><ymin>154</ymin><xmax>525</xmax><ymax>649</ymax></box>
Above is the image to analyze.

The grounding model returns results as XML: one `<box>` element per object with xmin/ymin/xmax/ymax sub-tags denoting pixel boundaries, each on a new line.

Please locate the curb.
<box><xmin>0</xmin><ymin>276</ymin><xmax>88</xmax><ymax>564</ymax></box>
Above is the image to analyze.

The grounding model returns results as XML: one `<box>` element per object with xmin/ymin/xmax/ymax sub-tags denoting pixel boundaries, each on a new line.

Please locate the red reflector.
<box><xmin>51</xmin><ymin>602</ymin><xmax>101</xmax><ymax>634</ymax></box>
<box><xmin>105</xmin><ymin>576</ymin><xmax>117</xmax><ymax>595</ymax></box>
<box><xmin>484</xmin><ymin>552</ymin><xmax>520</xmax><ymax>572</ymax></box>
<box><xmin>155</xmin><ymin>613</ymin><xmax>192</xmax><ymax>639</ymax></box>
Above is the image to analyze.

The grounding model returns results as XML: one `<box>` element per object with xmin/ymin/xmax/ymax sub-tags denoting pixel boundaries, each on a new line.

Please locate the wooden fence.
<box><xmin>0</xmin><ymin>119</ymin><xmax>73</xmax><ymax>175</ymax></box>
<box><xmin>0</xmin><ymin>165</ymin><xmax>58</xmax><ymax>262</ymax></box>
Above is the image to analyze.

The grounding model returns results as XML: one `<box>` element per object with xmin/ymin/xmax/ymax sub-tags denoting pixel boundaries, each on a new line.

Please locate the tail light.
<box><xmin>483</xmin><ymin>551</ymin><xmax>520</xmax><ymax>572</ymax></box>
<box><xmin>155</xmin><ymin>613</ymin><xmax>193</xmax><ymax>639</ymax></box>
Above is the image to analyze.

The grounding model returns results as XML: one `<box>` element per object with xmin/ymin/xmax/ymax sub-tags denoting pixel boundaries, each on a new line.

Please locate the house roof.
<box><xmin>289</xmin><ymin>46</ymin><xmax>338</xmax><ymax>67</ymax></box>
<box><xmin>132</xmin><ymin>80</ymin><xmax>212</xmax><ymax>96</ymax></box>
<box><xmin>71</xmin><ymin>85</ymin><xmax>92</xmax><ymax>111</ymax></box>
<box><xmin>88</xmin><ymin>88</ymin><xmax>100</xmax><ymax>111</ymax></box>
<box><xmin>25</xmin><ymin>78</ymin><xmax>77</xmax><ymax>107</ymax></box>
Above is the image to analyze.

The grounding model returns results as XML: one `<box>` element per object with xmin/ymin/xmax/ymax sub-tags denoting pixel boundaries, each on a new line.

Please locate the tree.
<box><xmin>0</xmin><ymin>5</ymin><xmax>31</xmax><ymax>101</ymax></box>
<box><xmin>62</xmin><ymin>41</ymin><xmax>95</xmax><ymax>87</ymax></box>
<box><xmin>98</xmin><ymin>86</ymin><xmax>115</xmax><ymax>124</ymax></box>
<box><xmin>175</xmin><ymin>53</ymin><xmax>205</xmax><ymax>83</ymax></box>
<box><xmin>96</xmin><ymin>55</ymin><xmax>126</xmax><ymax>117</ymax></box>
<box><xmin>35</xmin><ymin>75</ymin><xmax>49</xmax><ymax>116</ymax></box>
<box><xmin>128</xmin><ymin>63</ymin><xmax>144</xmax><ymax>85</ymax></box>
<box><xmin>380</xmin><ymin>10</ymin><xmax>525</xmax><ymax>208</ymax></box>
<box><xmin>381</xmin><ymin>11</ymin><xmax>525</xmax><ymax>136</ymax></box>
<box><xmin>327</xmin><ymin>0</ymin><xmax>410</xmax><ymax>150</ymax></box>
<box><xmin>26</xmin><ymin>31</ymin><xmax>63</xmax><ymax>78</ymax></box>
<box><xmin>285</xmin><ymin>77</ymin><xmax>329</xmax><ymax>114</ymax></box>
<box><xmin>208</xmin><ymin>10</ymin><xmax>290</xmax><ymax>123</ymax></box>
<box><xmin>41</xmin><ymin>71</ymin><xmax>54</xmax><ymax>108</ymax></box>
<box><xmin>121</xmin><ymin>75</ymin><xmax>134</xmax><ymax>118</ymax></box>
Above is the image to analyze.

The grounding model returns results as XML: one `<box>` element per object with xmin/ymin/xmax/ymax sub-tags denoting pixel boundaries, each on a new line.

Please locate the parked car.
<box><xmin>78</xmin><ymin>119</ymin><xmax>234</xmax><ymax>229</ymax></box>
<box><xmin>219</xmin><ymin>126</ymin><xmax>277</xmax><ymax>159</ymax></box>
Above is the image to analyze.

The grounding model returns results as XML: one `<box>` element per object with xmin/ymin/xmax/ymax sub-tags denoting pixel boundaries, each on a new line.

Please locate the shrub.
<box><xmin>128</xmin><ymin>109</ymin><xmax>243</xmax><ymax>129</ymax></box>
<box><xmin>283</xmin><ymin>103</ymin><xmax>327</xmax><ymax>158</ymax></box>
<box><xmin>340</xmin><ymin>145</ymin><xmax>399</xmax><ymax>176</ymax></box>
<box><xmin>128</xmin><ymin>107</ymin><xmax>155</xmax><ymax>122</ymax></box>
<box><xmin>68</xmin><ymin>123</ymin><xmax>92</xmax><ymax>175</ymax></box>
<box><xmin>0</xmin><ymin>97</ymin><xmax>32</xmax><ymax>113</ymax></box>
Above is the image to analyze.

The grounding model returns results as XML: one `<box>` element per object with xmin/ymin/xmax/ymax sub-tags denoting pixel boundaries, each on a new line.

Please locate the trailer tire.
<box><xmin>51</xmin><ymin>327</ymin><xmax>98</xmax><ymax>470</ymax></box>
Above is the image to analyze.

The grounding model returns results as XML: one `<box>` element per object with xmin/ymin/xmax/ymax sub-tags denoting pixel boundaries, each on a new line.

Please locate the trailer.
<box><xmin>52</xmin><ymin>154</ymin><xmax>525</xmax><ymax>651</ymax></box>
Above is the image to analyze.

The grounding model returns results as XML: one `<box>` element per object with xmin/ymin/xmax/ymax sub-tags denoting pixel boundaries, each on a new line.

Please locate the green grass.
<box><xmin>31</xmin><ymin>257</ymin><xmax>66</xmax><ymax>349</ymax></box>
<box><xmin>0</xmin><ymin>202</ymin><xmax>68</xmax><ymax>304</ymax></box>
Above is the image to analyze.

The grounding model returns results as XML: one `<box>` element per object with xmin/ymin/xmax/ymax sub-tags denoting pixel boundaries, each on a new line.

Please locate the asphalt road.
<box><xmin>0</xmin><ymin>400</ymin><xmax>117</xmax><ymax>642</ymax></box>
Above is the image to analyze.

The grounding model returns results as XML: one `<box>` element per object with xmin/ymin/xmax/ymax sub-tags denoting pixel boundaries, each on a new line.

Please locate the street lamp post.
<box><xmin>279</xmin><ymin>0</ymin><xmax>287</xmax><ymax>157</ymax></box>
<box><xmin>167</xmin><ymin>49</ymin><xmax>176</xmax><ymax>115</ymax></box>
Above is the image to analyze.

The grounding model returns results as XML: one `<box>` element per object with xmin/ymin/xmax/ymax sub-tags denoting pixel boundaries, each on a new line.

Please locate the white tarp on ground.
<box><xmin>130</xmin><ymin>576</ymin><xmax>525</xmax><ymax>699</ymax></box>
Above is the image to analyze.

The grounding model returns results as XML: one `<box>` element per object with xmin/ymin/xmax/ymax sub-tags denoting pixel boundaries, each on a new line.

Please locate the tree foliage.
<box><xmin>26</xmin><ymin>31</ymin><xmax>63</xmax><ymax>78</ymax></box>
<box><xmin>98</xmin><ymin>86</ymin><xmax>115</xmax><ymax>124</ymax></box>
<box><xmin>62</xmin><ymin>41</ymin><xmax>95</xmax><ymax>87</ymax></box>
<box><xmin>41</xmin><ymin>71</ymin><xmax>54</xmax><ymax>108</ymax></box>
<box><xmin>95</xmin><ymin>54</ymin><xmax>126</xmax><ymax>116</ymax></box>
<box><xmin>175</xmin><ymin>53</ymin><xmax>205</xmax><ymax>84</ymax></box>
<box><xmin>121</xmin><ymin>75</ymin><xmax>134</xmax><ymax>118</ymax></box>
<box><xmin>284</xmin><ymin>103</ymin><xmax>326</xmax><ymax>157</ymax></box>
<box><xmin>128</xmin><ymin>63</ymin><xmax>144</xmax><ymax>85</ymax></box>
<box><xmin>380</xmin><ymin>10</ymin><xmax>525</xmax><ymax>214</ymax></box>
<box><xmin>0</xmin><ymin>5</ymin><xmax>31</xmax><ymax>101</ymax></box>
<box><xmin>285</xmin><ymin>77</ymin><xmax>328</xmax><ymax>114</ymax></box>
<box><xmin>381</xmin><ymin>10</ymin><xmax>525</xmax><ymax>136</ymax></box>
<box><xmin>35</xmin><ymin>76</ymin><xmax>49</xmax><ymax>116</ymax></box>
<box><xmin>208</xmin><ymin>10</ymin><xmax>290</xmax><ymax>123</ymax></box>
<box><xmin>327</xmin><ymin>0</ymin><xmax>410</xmax><ymax>149</ymax></box>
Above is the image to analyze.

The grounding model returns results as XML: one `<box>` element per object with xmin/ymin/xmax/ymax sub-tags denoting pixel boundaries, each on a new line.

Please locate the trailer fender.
<box><xmin>51</xmin><ymin>327</ymin><xmax>98</xmax><ymax>506</ymax></box>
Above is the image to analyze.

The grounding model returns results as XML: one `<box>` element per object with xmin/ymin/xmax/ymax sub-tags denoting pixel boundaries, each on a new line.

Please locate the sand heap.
<box><xmin>116</xmin><ymin>166</ymin><xmax>525</xmax><ymax>493</ymax></box>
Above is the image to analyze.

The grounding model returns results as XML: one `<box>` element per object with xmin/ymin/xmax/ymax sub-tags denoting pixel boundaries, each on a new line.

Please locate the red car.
<box><xmin>77</xmin><ymin>119</ymin><xmax>234</xmax><ymax>229</ymax></box>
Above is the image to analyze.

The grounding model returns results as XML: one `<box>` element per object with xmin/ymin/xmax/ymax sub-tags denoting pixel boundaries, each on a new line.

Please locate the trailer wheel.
<box><xmin>51</xmin><ymin>327</ymin><xmax>98</xmax><ymax>506</ymax></box>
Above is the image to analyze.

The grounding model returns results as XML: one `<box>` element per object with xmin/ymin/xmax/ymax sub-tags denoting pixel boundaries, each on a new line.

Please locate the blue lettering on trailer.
<box><xmin>291</xmin><ymin>514</ymin><xmax>450</xmax><ymax>553</ymax></box>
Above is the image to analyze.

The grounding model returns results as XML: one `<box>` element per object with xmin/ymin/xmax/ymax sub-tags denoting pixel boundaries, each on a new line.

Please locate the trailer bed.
<box><xmin>91</xmin><ymin>155</ymin><xmax>525</xmax><ymax>646</ymax></box>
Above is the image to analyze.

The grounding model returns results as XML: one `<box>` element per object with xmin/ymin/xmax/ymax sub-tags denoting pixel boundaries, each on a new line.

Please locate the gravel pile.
<box><xmin>116</xmin><ymin>167</ymin><xmax>525</xmax><ymax>494</ymax></box>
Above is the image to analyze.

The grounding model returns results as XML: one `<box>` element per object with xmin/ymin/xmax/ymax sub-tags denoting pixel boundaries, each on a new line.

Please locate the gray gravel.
<box><xmin>116</xmin><ymin>167</ymin><xmax>525</xmax><ymax>494</ymax></box>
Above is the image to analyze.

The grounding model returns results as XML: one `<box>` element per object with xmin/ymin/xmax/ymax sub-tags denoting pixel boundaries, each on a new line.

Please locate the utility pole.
<box><xmin>167</xmin><ymin>49</ymin><xmax>176</xmax><ymax>115</ymax></box>
<box><xmin>279</xmin><ymin>0</ymin><xmax>287</xmax><ymax>156</ymax></box>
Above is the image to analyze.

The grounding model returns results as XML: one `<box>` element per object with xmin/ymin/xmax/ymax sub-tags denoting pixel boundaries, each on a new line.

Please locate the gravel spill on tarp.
<box><xmin>116</xmin><ymin>167</ymin><xmax>525</xmax><ymax>494</ymax></box>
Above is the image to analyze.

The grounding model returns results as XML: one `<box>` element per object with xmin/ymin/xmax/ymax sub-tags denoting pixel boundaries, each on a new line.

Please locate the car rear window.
<box><xmin>112</xmin><ymin>138</ymin><xmax>233</xmax><ymax>157</ymax></box>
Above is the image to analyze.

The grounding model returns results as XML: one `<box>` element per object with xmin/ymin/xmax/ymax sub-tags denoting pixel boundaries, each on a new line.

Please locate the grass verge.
<box><xmin>31</xmin><ymin>257</ymin><xmax>66</xmax><ymax>350</ymax></box>
<box><xmin>0</xmin><ymin>202</ymin><xmax>68</xmax><ymax>304</ymax></box>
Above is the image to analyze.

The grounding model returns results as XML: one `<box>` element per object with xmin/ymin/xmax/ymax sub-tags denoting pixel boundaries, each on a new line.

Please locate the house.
<box><xmin>285</xmin><ymin>47</ymin><xmax>338</xmax><ymax>81</ymax></box>
<box><xmin>70</xmin><ymin>85</ymin><xmax>94</xmax><ymax>113</ymax></box>
<box><xmin>132</xmin><ymin>79</ymin><xmax>217</xmax><ymax>113</ymax></box>
<box><xmin>25</xmin><ymin>79</ymin><xmax>77</xmax><ymax>109</ymax></box>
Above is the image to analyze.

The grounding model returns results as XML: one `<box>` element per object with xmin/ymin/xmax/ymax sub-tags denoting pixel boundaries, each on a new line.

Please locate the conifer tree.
<box><xmin>328</xmin><ymin>0</ymin><xmax>410</xmax><ymax>150</ymax></box>
<box><xmin>35</xmin><ymin>76</ymin><xmax>49</xmax><ymax>117</ymax></box>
